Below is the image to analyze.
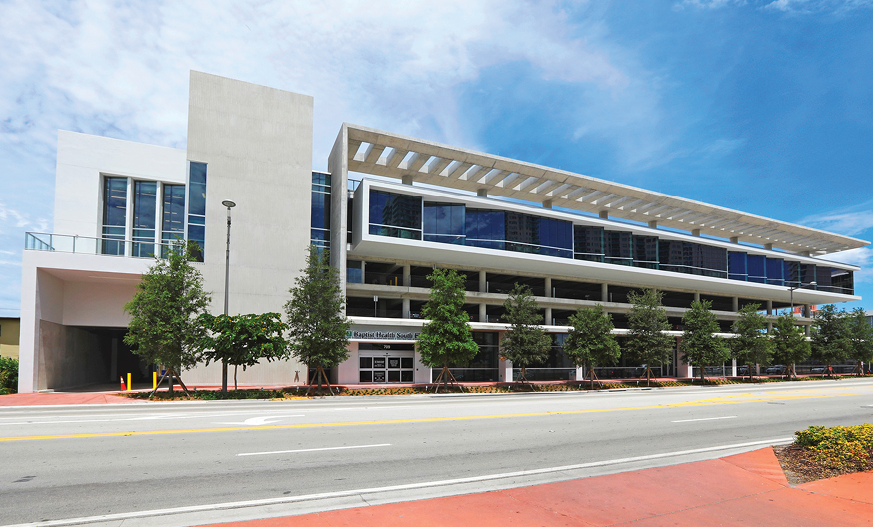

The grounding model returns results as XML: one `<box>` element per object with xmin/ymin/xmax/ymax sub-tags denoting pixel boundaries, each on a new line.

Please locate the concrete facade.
<box><xmin>0</xmin><ymin>317</ymin><xmax>19</xmax><ymax>360</ymax></box>
<box><xmin>16</xmin><ymin>72</ymin><xmax>869</xmax><ymax>392</ymax></box>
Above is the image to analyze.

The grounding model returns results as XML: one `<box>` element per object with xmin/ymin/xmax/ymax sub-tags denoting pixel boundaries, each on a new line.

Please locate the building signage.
<box><xmin>347</xmin><ymin>330</ymin><xmax>421</xmax><ymax>341</ymax></box>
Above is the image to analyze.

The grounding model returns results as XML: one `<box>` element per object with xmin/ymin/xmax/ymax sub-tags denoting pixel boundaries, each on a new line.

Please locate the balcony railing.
<box><xmin>25</xmin><ymin>232</ymin><xmax>182</xmax><ymax>259</ymax></box>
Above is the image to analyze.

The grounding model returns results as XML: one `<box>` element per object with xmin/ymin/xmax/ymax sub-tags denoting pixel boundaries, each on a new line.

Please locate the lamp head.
<box><xmin>222</xmin><ymin>199</ymin><xmax>236</xmax><ymax>208</ymax></box>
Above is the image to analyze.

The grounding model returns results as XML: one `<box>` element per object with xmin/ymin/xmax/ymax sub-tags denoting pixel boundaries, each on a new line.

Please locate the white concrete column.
<box><xmin>692</xmin><ymin>229</ymin><xmax>701</xmax><ymax>236</ymax></box>
<box><xmin>576</xmin><ymin>366</ymin><xmax>586</xmax><ymax>383</ymax></box>
<box><xmin>479</xmin><ymin>270</ymin><xmax>487</xmax><ymax>293</ymax></box>
<box><xmin>599</xmin><ymin>210</ymin><xmax>608</xmax><ymax>219</ymax></box>
<box><xmin>544</xmin><ymin>277</ymin><xmax>552</xmax><ymax>297</ymax></box>
<box><xmin>545</xmin><ymin>307</ymin><xmax>553</xmax><ymax>325</ymax></box>
<box><xmin>402</xmin><ymin>297</ymin><xmax>410</xmax><ymax>318</ymax></box>
<box><xmin>479</xmin><ymin>303</ymin><xmax>487</xmax><ymax>323</ymax></box>
<box><xmin>731</xmin><ymin>358</ymin><xmax>737</xmax><ymax>377</ymax></box>
<box><xmin>402</xmin><ymin>264</ymin><xmax>411</xmax><ymax>287</ymax></box>
<box><xmin>477</xmin><ymin>188</ymin><xmax>488</xmax><ymax>197</ymax></box>
<box><xmin>542</xmin><ymin>200</ymin><xmax>552</xmax><ymax>209</ymax></box>
<box><xmin>601</xmin><ymin>283</ymin><xmax>608</xmax><ymax>302</ymax></box>
<box><xmin>732</xmin><ymin>297</ymin><xmax>739</xmax><ymax>312</ymax></box>
<box><xmin>694</xmin><ymin>292</ymin><xmax>701</xmax><ymax>302</ymax></box>
<box><xmin>730</xmin><ymin>236</ymin><xmax>739</xmax><ymax>243</ymax></box>
<box><xmin>648</xmin><ymin>220</ymin><xmax>658</xmax><ymax>228</ymax></box>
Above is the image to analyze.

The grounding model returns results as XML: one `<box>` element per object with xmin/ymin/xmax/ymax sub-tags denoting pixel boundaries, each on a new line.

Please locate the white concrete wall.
<box><xmin>54</xmin><ymin>131</ymin><xmax>187</xmax><ymax>238</ymax></box>
<box><xmin>185</xmin><ymin>71</ymin><xmax>314</xmax><ymax>381</ymax></box>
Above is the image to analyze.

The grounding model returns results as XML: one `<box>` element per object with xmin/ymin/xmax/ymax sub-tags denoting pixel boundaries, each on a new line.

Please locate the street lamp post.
<box><xmin>789</xmin><ymin>281</ymin><xmax>816</xmax><ymax>315</ymax></box>
<box><xmin>221</xmin><ymin>199</ymin><xmax>236</xmax><ymax>393</ymax></box>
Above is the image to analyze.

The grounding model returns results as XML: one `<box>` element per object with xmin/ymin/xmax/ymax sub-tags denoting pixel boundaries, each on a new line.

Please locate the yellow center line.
<box><xmin>2</xmin><ymin>388</ymin><xmax>870</xmax><ymax>442</ymax></box>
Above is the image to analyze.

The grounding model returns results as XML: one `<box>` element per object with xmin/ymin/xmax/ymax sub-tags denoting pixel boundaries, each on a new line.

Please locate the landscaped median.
<box><xmin>118</xmin><ymin>373</ymin><xmax>873</xmax><ymax>400</ymax></box>
<box><xmin>776</xmin><ymin>423</ymin><xmax>873</xmax><ymax>484</ymax></box>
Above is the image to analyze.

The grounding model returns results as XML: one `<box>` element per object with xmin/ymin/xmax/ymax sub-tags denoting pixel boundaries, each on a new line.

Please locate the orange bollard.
<box><xmin>120</xmin><ymin>376</ymin><xmax>126</xmax><ymax>391</ymax></box>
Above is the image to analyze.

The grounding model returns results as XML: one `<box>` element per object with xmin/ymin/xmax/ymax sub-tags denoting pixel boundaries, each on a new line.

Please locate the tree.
<box><xmin>771</xmin><ymin>313</ymin><xmax>811</xmax><ymax>380</ymax></box>
<box><xmin>812</xmin><ymin>304</ymin><xmax>850</xmax><ymax>377</ymax></box>
<box><xmin>564</xmin><ymin>305</ymin><xmax>621</xmax><ymax>389</ymax></box>
<box><xmin>626</xmin><ymin>288</ymin><xmax>674</xmax><ymax>385</ymax></box>
<box><xmin>681</xmin><ymin>299</ymin><xmax>730</xmax><ymax>384</ymax></box>
<box><xmin>198</xmin><ymin>313</ymin><xmax>289</xmax><ymax>390</ymax></box>
<box><xmin>417</xmin><ymin>268</ymin><xmax>478</xmax><ymax>392</ymax></box>
<box><xmin>501</xmin><ymin>283</ymin><xmax>552</xmax><ymax>385</ymax></box>
<box><xmin>730</xmin><ymin>303</ymin><xmax>773</xmax><ymax>382</ymax></box>
<box><xmin>124</xmin><ymin>241</ymin><xmax>211</xmax><ymax>397</ymax></box>
<box><xmin>845</xmin><ymin>307</ymin><xmax>873</xmax><ymax>376</ymax></box>
<box><xmin>284</xmin><ymin>245</ymin><xmax>351</xmax><ymax>394</ymax></box>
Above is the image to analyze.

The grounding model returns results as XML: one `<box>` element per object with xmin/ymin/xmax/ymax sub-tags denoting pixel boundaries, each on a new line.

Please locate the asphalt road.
<box><xmin>2</xmin><ymin>379</ymin><xmax>872</xmax><ymax>526</ymax></box>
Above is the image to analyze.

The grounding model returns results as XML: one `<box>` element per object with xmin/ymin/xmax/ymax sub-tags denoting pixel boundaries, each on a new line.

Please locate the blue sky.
<box><xmin>1</xmin><ymin>0</ymin><xmax>872</xmax><ymax>317</ymax></box>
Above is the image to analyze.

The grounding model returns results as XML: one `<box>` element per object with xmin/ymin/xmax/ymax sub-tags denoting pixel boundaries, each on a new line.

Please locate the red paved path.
<box><xmin>205</xmin><ymin>448</ymin><xmax>873</xmax><ymax>527</ymax></box>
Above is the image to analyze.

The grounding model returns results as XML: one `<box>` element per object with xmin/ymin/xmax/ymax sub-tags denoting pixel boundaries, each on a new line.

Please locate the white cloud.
<box><xmin>0</xmin><ymin>202</ymin><xmax>50</xmax><ymax>235</ymax></box>
<box><xmin>801</xmin><ymin>202</ymin><xmax>873</xmax><ymax>237</ymax></box>
<box><xmin>831</xmin><ymin>246</ymin><xmax>873</xmax><ymax>283</ymax></box>
<box><xmin>763</xmin><ymin>0</ymin><xmax>873</xmax><ymax>13</ymax></box>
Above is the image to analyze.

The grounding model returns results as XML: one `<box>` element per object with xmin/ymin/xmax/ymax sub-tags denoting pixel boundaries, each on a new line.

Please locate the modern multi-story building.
<box><xmin>17</xmin><ymin>72</ymin><xmax>867</xmax><ymax>393</ymax></box>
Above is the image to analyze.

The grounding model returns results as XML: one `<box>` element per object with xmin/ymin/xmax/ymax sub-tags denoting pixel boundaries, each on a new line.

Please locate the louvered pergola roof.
<box><xmin>344</xmin><ymin>125</ymin><xmax>867</xmax><ymax>255</ymax></box>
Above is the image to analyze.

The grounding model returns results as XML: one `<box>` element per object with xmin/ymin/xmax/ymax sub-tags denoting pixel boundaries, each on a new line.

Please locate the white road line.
<box><xmin>238</xmin><ymin>443</ymin><xmax>391</xmax><ymax>457</ymax></box>
<box><xmin>6</xmin><ymin>437</ymin><xmax>793</xmax><ymax>527</ymax></box>
<box><xmin>672</xmin><ymin>416</ymin><xmax>737</xmax><ymax>423</ymax></box>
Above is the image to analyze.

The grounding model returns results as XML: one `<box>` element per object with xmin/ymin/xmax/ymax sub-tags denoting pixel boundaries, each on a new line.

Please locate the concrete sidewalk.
<box><xmin>204</xmin><ymin>448</ymin><xmax>873</xmax><ymax>527</ymax></box>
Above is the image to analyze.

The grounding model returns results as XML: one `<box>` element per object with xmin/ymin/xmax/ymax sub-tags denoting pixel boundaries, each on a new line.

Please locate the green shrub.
<box><xmin>794</xmin><ymin>424</ymin><xmax>873</xmax><ymax>470</ymax></box>
<box><xmin>0</xmin><ymin>357</ymin><xmax>19</xmax><ymax>394</ymax></box>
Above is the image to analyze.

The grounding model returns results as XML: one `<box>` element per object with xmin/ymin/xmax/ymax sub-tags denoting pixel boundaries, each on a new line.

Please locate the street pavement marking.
<box><xmin>672</xmin><ymin>416</ymin><xmax>737</xmax><ymax>423</ymax></box>
<box><xmin>1</xmin><ymin>387</ymin><xmax>869</xmax><ymax>443</ymax></box>
<box><xmin>238</xmin><ymin>443</ymin><xmax>391</xmax><ymax>457</ymax></box>
<box><xmin>3</xmin><ymin>437</ymin><xmax>793</xmax><ymax>527</ymax></box>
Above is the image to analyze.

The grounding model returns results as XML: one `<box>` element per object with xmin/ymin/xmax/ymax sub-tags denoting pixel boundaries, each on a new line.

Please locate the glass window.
<box><xmin>573</xmin><ymin>225</ymin><xmax>604</xmax><ymax>262</ymax></box>
<box><xmin>605</xmin><ymin>231</ymin><xmax>633</xmax><ymax>266</ymax></box>
<box><xmin>800</xmin><ymin>263</ymin><xmax>816</xmax><ymax>286</ymax></box>
<box><xmin>783</xmin><ymin>260</ymin><xmax>800</xmax><ymax>288</ymax></box>
<box><xmin>815</xmin><ymin>266</ymin><xmax>833</xmax><ymax>291</ymax></box>
<box><xmin>161</xmin><ymin>184</ymin><xmax>185</xmax><ymax>256</ymax></box>
<box><xmin>465</xmin><ymin>209</ymin><xmax>505</xmax><ymax>250</ymax></box>
<box><xmin>187</xmin><ymin>162</ymin><xmax>207</xmax><ymax>261</ymax></box>
<box><xmin>831</xmin><ymin>269</ymin><xmax>854</xmax><ymax>295</ymax></box>
<box><xmin>311</xmin><ymin>172</ymin><xmax>331</xmax><ymax>249</ymax></box>
<box><xmin>504</xmin><ymin>213</ymin><xmax>571</xmax><ymax>257</ymax></box>
<box><xmin>132</xmin><ymin>181</ymin><xmax>157</xmax><ymax>258</ymax></box>
<box><xmin>102</xmin><ymin>177</ymin><xmax>127</xmax><ymax>255</ymax></box>
<box><xmin>695</xmin><ymin>245</ymin><xmax>727</xmax><ymax>278</ymax></box>
<box><xmin>747</xmin><ymin>255</ymin><xmax>766</xmax><ymax>283</ymax></box>
<box><xmin>347</xmin><ymin>260</ymin><xmax>362</xmax><ymax>284</ymax></box>
<box><xmin>369</xmin><ymin>190</ymin><xmax>422</xmax><ymax>239</ymax></box>
<box><xmin>728</xmin><ymin>252</ymin><xmax>747</xmax><ymax>281</ymax></box>
<box><xmin>766</xmin><ymin>258</ymin><xmax>784</xmax><ymax>286</ymax></box>
<box><xmin>633</xmin><ymin>235</ymin><xmax>658</xmax><ymax>269</ymax></box>
<box><xmin>424</xmin><ymin>202</ymin><xmax>465</xmax><ymax>244</ymax></box>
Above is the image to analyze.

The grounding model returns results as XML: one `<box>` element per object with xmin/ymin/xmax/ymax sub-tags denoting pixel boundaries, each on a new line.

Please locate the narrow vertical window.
<box><xmin>311</xmin><ymin>172</ymin><xmax>331</xmax><ymax>249</ymax></box>
<box><xmin>187</xmin><ymin>162</ymin><xmax>207</xmax><ymax>261</ymax></box>
<box><xmin>161</xmin><ymin>184</ymin><xmax>185</xmax><ymax>257</ymax></box>
<box><xmin>132</xmin><ymin>181</ymin><xmax>157</xmax><ymax>257</ymax></box>
<box><xmin>102</xmin><ymin>177</ymin><xmax>127</xmax><ymax>255</ymax></box>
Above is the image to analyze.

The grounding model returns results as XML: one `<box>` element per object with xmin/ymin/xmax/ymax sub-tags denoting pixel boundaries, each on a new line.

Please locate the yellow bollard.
<box><xmin>153</xmin><ymin>371</ymin><xmax>157</xmax><ymax>390</ymax></box>
<box><xmin>127</xmin><ymin>373</ymin><xmax>132</xmax><ymax>391</ymax></box>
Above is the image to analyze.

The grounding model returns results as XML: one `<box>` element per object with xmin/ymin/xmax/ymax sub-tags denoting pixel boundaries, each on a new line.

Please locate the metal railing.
<box><xmin>25</xmin><ymin>232</ymin><xmax>182</xmax><ymax>259</ymax></box>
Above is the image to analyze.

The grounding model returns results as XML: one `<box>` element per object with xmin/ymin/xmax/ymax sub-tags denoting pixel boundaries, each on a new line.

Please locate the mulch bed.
<box><xmin>774</xmin><ymin>444</ymin><xmax>873</xmax><ymax>485</ymax></box>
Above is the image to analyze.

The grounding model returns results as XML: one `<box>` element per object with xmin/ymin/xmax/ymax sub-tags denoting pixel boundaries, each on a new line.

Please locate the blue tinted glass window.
<box><xmin>766</xmin><ymin>258</ymin><xmax>784</xmax><ymax>286</ymax></box>
<box><xmin>188</xmin><ymin>163</ymin><xmax>207</xmax><ymax>216</ymax></box>
<box><xmin>187</xmin><ymin>162</ymin><xmax>207</xmax><ymax>261</ymax></box>
<box><xmin>747</xmin><ymin>255</ymin><xmax>766</xmax><ymax>283</ymax></box>
<box><xmin>311</xmin><ymin>191</ymin><xmax>330</xmax><ymax>230</ymax></box>
<box><xmin>800</xmin><ymin>263</ymin><xmax>816</xmax><ymax>286</ymax></box>
<box><xmin>831</xmin><ymin>269</ymin><xmax>853</xmax><ymax>295</ymax></box>
<box><xmin>132</xmin><ymin>181</ymin><xmax>157</xmax><ymax>257</ymax></box>
<box><xmin>633</xmin><ymin>235</ymin><xmax>658</xmax><ymax>269</ymax></box>
<box><xmin>424</xmin><ymin>203</ymin><xmax>465</xmax><ymax>244</ymax></box>
<box><xmin>161</xmin><ymin>184</ymin><xmax>185</xmax><ymax>256</ymax></box>
<box><xmin>369</xmin><ymin>190</ymin><xmax>421</xmax><ymax>235</ymax></box>
<box><xmin>465</xmin><ymin>209</ymin><xmax>505</xmax><ymax>250</ymax></box>
<box><xmin>728</xmin><ymin>252</ymin><xmax>747</xmax><ymax>281</ymax></box>
<box><xmin>605</xmin><ymin>231</ymin><xmax>633</xmax><ymax>266</ymax></box>
<box><xmin>102</xmin><ymin>177</ymin><xmax>127</xmax><ymax>255</ymax></box>
<box><xmin>574</xmin><ymin>225</ymin><xmax>604</xmax><ymax>262</ymax></box>
<box><xmin>694</xmin><ymin>245</ymin><xmax>727</xmax><ymax>278</ymax></box>
<box><xmin>783</xmin><ymin>260</ymin><xmax>800</xmax><ymax>288</ymax></box>
<box><xmin>346</xmin><ymin>260</ymin><xmax>363</xmax><ymax>284</ymax></box>
<box><xmin>815</xmin><ymin>266</ymin><xmax>833</xmax><ymax>290</ymax></box>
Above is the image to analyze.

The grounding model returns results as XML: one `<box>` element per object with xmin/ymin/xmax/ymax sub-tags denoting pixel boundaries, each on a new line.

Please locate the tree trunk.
<box><xmin>443</xmin><ymin>361</ymin><xmax>449</xmax><ymax>393</ymax></box>
<box><xmin>234</xmin><ymin>365</ymin><xmax>238</xmax><ymax>390</ymax></box>
<box><xmin>748</xmin><ymin>363</ymin><xmax>753</xmax><ymax>383</ymax></box>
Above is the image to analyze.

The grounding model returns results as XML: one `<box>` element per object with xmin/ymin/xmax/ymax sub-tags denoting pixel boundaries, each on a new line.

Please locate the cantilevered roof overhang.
<box><xmin>342</xmin><ymin>124</ymin><xmax>868</xmax><ymax>256</ymax></box>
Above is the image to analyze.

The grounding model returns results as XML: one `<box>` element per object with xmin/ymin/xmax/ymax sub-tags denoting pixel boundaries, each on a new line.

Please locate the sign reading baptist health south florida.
<box><xmin>347</xmin><ymin>330</ymin><xmax>421</xmax><ymax>341</ymax></box>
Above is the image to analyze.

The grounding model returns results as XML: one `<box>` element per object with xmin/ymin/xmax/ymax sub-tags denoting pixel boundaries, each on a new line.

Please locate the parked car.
<box><xmin>737</xmin><ymin>365</ymin><xmax>750</xmax><ymax>376</ymax></box>
<box><xmin>765</xmin><ymin>365</ymin><xmax>788</xmax><ymax>375</ymax></box>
